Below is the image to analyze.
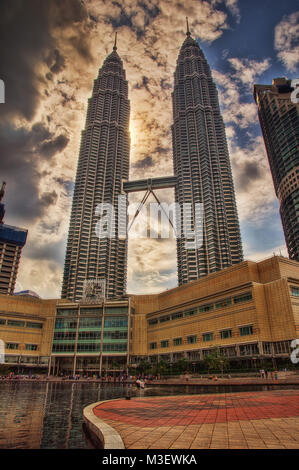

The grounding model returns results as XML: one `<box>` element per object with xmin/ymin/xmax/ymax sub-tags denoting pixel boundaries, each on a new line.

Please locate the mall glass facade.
<box><xmin>50</xmin><ymin>301</ymin><xmax>130</xmax><ymax>375</ymax></box>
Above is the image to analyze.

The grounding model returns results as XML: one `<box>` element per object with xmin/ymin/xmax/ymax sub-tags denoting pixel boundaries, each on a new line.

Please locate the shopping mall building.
<box><xmin>0</xmin><ymin>256</ymin><xmax>298</xmax><ymax>375</ymax></box>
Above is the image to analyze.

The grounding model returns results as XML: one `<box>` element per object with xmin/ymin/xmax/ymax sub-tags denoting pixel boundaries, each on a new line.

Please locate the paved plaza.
<box><xmin>92</xmin><ymin>390</ymin><xmax>299</xmax><ymax>449</ymax></box>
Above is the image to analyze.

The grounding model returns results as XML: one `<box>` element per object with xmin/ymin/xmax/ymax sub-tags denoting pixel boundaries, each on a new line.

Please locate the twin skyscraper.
<box><xmin>62</xmin><ymin>23</ymin><xmax>243</xmax><ymax>301</ymax></box>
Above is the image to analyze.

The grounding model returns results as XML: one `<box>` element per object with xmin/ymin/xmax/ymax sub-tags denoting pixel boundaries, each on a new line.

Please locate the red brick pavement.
<box><xmin>93</xmin><ymin>390</ymin><xmax>299</xmax><ymax>449</ymax></box>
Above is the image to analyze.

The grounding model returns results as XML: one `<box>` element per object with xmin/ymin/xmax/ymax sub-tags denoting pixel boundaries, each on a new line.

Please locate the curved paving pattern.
<box><xmin>92</xmin><ymin>390</ymin><xmax>299</xmax><ymax>449</ymax></box>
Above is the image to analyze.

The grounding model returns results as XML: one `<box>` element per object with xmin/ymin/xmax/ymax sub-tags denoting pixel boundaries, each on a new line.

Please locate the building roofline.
<box><xmin>128</xmin><ymin>255</ymin><xmax>299</xmax><ymax>299</ymax></box>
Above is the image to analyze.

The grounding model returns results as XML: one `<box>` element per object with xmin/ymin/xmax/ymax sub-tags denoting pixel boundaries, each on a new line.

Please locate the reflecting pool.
<box><xmin>0</xmin><ymin>382</ymin><xmax>297</xmax><ymax>449</ymax></box>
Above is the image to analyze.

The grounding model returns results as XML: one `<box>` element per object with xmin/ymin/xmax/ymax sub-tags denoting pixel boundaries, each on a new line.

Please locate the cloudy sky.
<box><xmin>0</xmin><ymin>0</ymin><xmax>298</xmax><ymax>298</ymax></box>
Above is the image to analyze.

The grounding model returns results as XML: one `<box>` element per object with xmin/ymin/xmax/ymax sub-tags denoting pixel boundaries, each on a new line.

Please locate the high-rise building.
<box><xmin>0</xmin><ymin>183</ymin><xmax>28</xmax><ymax>295</ymax></box>
<box><xmin>254</xmin><ymin>78</ymin><xmax>299</xmax><ymax>261</ymax></box>
<box><xmin>172</xmin><ymin>23</ymin><xmax>243</xmax><ymax>285</ymax></box>
<box><xmin>0</xmin><ymin>224</ymin><xmax>28</xmax><ymax>295</ymax></box>
<box><xmin>62</xmin><ymin>37</ymin><xmax>130</xmax><ymax>301</ymax></box>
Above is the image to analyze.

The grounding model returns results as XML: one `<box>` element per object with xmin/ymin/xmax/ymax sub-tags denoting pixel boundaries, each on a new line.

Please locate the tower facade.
<box><xmin>254</xmin><ymin>78</ymin><xmax>299</xmax><ymax>261</ymax></box>
<box><xmin>0</xmin><ymin>182</ymin><xmax>28</xmax><ymax>295</ymax></box>
<box><xmin>62</xmin><ymin>41</ymin><xmax>130</xmax><ymax>301</ymax></box>
<box><xmin>0</xmin><ymin>224</ymin><xmax>28</xmax><ymax>295</ymax></box>
<box><xmin>172</xmin><ymin>27</ymin><xmax>243</xmax><ymax>285</ymax></box>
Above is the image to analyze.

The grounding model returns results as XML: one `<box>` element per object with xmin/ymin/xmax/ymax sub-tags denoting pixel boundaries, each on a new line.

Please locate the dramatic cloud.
<box><xmin>0</xmin><ymin>122</ymin><xmax>68</xmax><ymax>223</ymax></box>
<box><xmin>15</xmin><ymin>258</ymin><xmax>64</xmax><ymax>298</ymax></box>
<box><xmin>227</xmin><ymin>58</ymin><xmax>271</xmax><ymax>88</ymax></box>
<box><xmin>0</xmin><ymin>0</ymin><xmax>92</xmax><ymax>122</ymax></box>
<box><xmin>24</xmin><ymin>239</ymin><xmax>66</xmax><ymax>264</ymax></box>
<box><xmin>127</xmin><ymin>238</ymin><xmax>177</xmax><ymax>294</ymax></box>
<box><xmin>212</xmin><ymin>0</ymin><xmax>241</xmax><ymax>23</ymax></box>
<box><xmin>132</xmin><ymin>155</ymin><xmax>155</xmax><ymax>169</ymax></box>
<box><xmin>224</xmin><ymin>0</ymin><xmax>241</xmax><ymax>23</ymax></box>
<box><xmin>0</xmin><ymin>0</ymin><xmax>293</xmax><ymax>297</ymax></box>
<box><xmin>275</xmin><ymin>11</ymin><xmax>299</xmax><ymax>72</ymax></box>
<box><xmin>229</xmin><ymin>135</ymin><xmax>277</xmax><ymax>223</ymax></box>
<box><xmin>212</xmin><ymin>57</ymin><xmax>271</xmax><ymax>130</ymax></box>
<box><xmin>212</xmin><ymin>72</ymin><xmax>257</xmax><ymax>129</ymax></box>
<box><xmin>39</xmin><ymin>134</ymin><xmax>69</xmax><ymax>158</ymax></box>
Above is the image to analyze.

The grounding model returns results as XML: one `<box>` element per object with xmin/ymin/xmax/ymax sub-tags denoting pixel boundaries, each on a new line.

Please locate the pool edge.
<box><xmin>83</xmin><ymin>399</ymin><xmax>125</xmax><ymax>449</ymax></box>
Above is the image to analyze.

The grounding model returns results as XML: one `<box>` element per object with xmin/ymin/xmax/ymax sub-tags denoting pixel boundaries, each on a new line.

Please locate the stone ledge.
<box><xmin>83</xmin><ymin>400</ymin><xmax>125</xmax><ymax>449</ymax></box>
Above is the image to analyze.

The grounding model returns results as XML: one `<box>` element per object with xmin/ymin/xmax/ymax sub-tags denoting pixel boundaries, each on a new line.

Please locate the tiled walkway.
<box><xmin>93</xmin><ymin>390</ymin><xmax>299</xmax><ymax>449</ymax></box>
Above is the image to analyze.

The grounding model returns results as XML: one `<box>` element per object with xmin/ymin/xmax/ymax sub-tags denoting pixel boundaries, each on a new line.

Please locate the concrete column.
<box><xmin>47</xmin><ymin>356</ymin><xmax>52</xmax><ymax>377</ymax></box>
<box><xmin>73</xmin><ymin>304</ymin><xmax>80</xmax><ymax>376</ymax></box>
<box><xmin>126</xmin><ymin>297</ymin><xmax>131</xmax><ymax>374</ymax></box>
<box><xmin>99</xmin><ymin>302</ymin><xmax>105</xmax><ymax>376</ymax></box>
<box><xmin>72</xmin><ymin>355</ymin><xmax>76</xmax><ymax>376</ymax></box>
<box><xmin>258</xmin><ymin>341</ymin><xmax>263</xmax><ymax>356</ymax></box>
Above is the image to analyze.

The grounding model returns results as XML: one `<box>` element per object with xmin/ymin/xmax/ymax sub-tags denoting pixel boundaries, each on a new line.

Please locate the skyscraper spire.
<box><xmin>62</xmin><ymin>40</ymin><xmax>130</xmax><ymax>301</ymax></box>
<box><xmin>186</xmin><ymin>17</ymin><xmax>191</xmax><ymax>36</ymax></box>
<box><xmin>113</xmin><ymin>31</ymin><xmax>117</xmax><ymax>51</ymax></box>
<box><xmin>172</xmin><ymin>28</ymin><xmax>243</xmax><ymax>284</ymax></box>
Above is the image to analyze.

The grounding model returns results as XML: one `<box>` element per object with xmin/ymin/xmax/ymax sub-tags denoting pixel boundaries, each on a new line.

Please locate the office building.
<box><xmin>0</xmin><ymin>293</ymin><xmax>56</xmax><ymax>371</ymax></box>
<box><xmin>0</xmin><ymin>224</ymin><xmax>28</xmax><ymax>295</ymax></box>
<box><xmin>254</xmin><ymin>78</ymin><xmax>299</xmax><ymax>261</ymax></box>
<box><xmin>172</xmin><ymin>23</ymin><xmax>243</xmax><ymax>285</ymax></box>
<box><xmin>1</xmin><ymin>256</ymin><xmax>298</xmax><ymax>374</ymax></box>
<box><xmin>130</xmin><ymin>256</ymin><xmax>299</xmax><ymax>369</ymax></box>
<box><xmin>50</xmin><ymin>298</ymin><xmax>130</xmax><ymax>376</ymax></box>
<box><xmin>62</xmin><ymin>37</ymin><xmax>130</xmax><ymax>301</ymax></box>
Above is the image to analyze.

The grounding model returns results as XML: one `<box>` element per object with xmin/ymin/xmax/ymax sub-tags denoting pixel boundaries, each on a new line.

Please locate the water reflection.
<box><xmin>40</xmin><ymin>382</ymin><xmax>130</xmax><ymax>449</ymax></box>
<box><xmin>0</xmin><ymin>382</ymin><xmax>297</xmax><ymax>449</ymax></box>
<box><xmin>0</xmin><ymin>382</ymin><xmax>47</xmax><ymax>448</ymax></box>
<box><xmin>0</xmin><ymin>382</ymin><xmax>132</xmax><ymax>449</ymax></box>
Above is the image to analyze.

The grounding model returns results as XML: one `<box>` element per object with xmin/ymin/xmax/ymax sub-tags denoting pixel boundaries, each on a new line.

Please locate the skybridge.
<box><xmin>122</xmin><ymin>176</ymin><xmax>176</xmax><ymax>193</ymax></box>
<box><xmin>122</xmin><ymin>176</ymin><xmax>177</xmax><ymax>233</ymax></box>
